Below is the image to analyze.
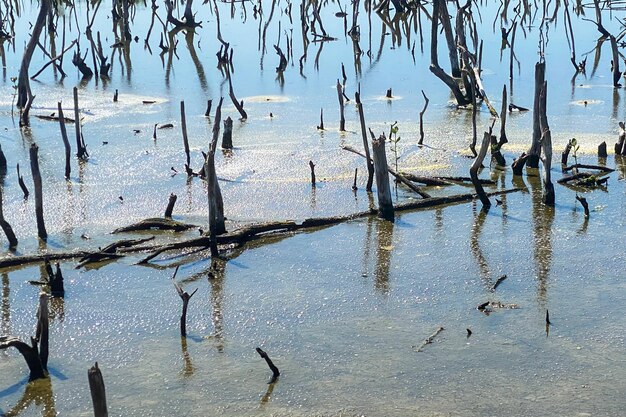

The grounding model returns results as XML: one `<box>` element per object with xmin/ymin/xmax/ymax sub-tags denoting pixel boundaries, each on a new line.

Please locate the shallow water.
<box><xmin>1</xmin><ymin>1</ymin><xmax>625</xmax><ymax>416</ymax></box>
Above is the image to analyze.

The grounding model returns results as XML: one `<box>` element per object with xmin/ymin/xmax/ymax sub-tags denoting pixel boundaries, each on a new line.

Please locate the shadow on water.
<box><xmin>528</xmin><ymin>171</ymin><xmax>554</xmax><ymax>307</ymax></box>
<box><xmin>208</xmin><ymin>258</ymin><xmax>226</xmax><ymax>353</ymax></box>
<box><xmin>470</xmin><ymin>202</ymin><xmax>492</xmax><ymax>289</ymax></box>
<box><xmin>0</xmin><ymin>377</ymin><xmax>56</xmax><ymax>417</ymax></box>
<box><xmin>374</xmin><ymin>218</ymin><xmax>394</xmax><ymax>295</ymax></box>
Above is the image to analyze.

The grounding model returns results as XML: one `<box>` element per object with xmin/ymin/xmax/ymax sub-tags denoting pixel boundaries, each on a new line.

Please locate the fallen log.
<box><xmin>562</xmin><ymin>164</ymin><xmax>614</xmax><ymax>173</ymax></box>
<box><xmin>413</xmin><ymin>326</ymin><xmax>444</xmax><ymax>352</ymax></box>
<box><xmin>1</xmin><ymin>189</ymin><xmax>521</xmax><ymax>269</ymax></box>
<box><xmin>343</xmin><ymin>144</ymin><xmax>431</xmax><ymax>198</ymax></box>
<box><xmin>112</xmin><ymin>218</ymin><xmax>196</xmax><ymax>234</ymax></box>
<box><xmin>34</xmin><ymin>114</ymin><xmax>75</xmax><ymax>123</ymax></box>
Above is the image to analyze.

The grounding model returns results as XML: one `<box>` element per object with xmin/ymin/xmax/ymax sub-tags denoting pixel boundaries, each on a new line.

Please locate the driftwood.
<box><xmin>0</xmin><ymin>293</ymin><xmax>49</xmax><ymax>381</ymax></box>
<box><xmin>512</xmin><ymin>152</ymin><xmax>529</xmax><ymax>176</ymax></box>
<box><xmin>343</xmin><ymin>144</ymin><xmax>430</xmax><ymax>198</ymax></box>
<box><xmin>491</xmin><ymin>275</ymin><xmax>507</xmax><ymax>292</ymax></box>
<box><xmin>576</xmin><ymin>195</ymin><xmax>590</xmax><ymax>217</ymax></box>
<box><xmin>0</xmin><ymin>189</ymin><xmax>521</xmax><ymax>270</ymax></box>
<box><xmin>563</xmin><ymin>164</ymin><xmax>614</xmax><ymax>173</ymax></box>
<box><xmin>113</xmin><ymin>218</ymin><xmax>196</xmax><ymax>234</ymax></box>
<box><xmin>34</xmin><ymin>114</ymin><xmax>75</xmax><ymax>123</ymax></box>
<box><xmin>562</xmin><ymin>138</ymin><xmax>574</xmax><ymax>167</ymax></box>
<box><xmin>413</xmin><ymin>326</ymin><xmax>444</xmax><ymax>352</ymax></box>
<box><xmin>75</xmin><ymin>237</ymin><xmax>155</xmax><ymax>269</ymax></box>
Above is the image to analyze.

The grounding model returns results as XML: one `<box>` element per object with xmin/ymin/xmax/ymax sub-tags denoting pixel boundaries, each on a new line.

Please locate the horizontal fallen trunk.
<box><xmin>0</xmin><ymin>189</ymin><xmax>520</xmax><ymax>270</ymax></box>
<box><xmin>113</xmin><ymin>218</ymin><xmax>196</xmax><ymax>233</ymax></box>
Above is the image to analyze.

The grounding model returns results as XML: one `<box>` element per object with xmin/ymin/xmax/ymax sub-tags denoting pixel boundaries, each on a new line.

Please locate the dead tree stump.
<box><xmin>309</xmin><ymin>161</ymin><xmax>316</xmax><ymax>186</ymax></box>
<box><xmin>221</xmin><ymin>116</ymin><xmax>233</xmax><ymax>149</ymax></box>
<box><xmin>528</xmin><ymin>61</ymin><xmax>546</xmax><ymax>168</ymax></box>
<box><xmin>164</xmin><ymin>193</ymin><xmax>177</xmax><ymax>218</ymax></box>
<box><xmin>29</xmin><ymin>144</ymin><xmax>47</xmax><ymax>240</ymax></box>
<box><xmin>598</xmin><ymin>141</ymin><xmax>607</xmax><ymax>158</ymax></box>
<box><xmin>371</xmin><ymin>135</ymin><xmax>394</xmax><ymax>221</ymax></box>
<box><xmin>0</xmin><ymin>185</ymin><xmax>18</xmax><ymax>248</ymax></box>
<box><xmin>470</xmin><ymin>132</ymin><xmax>492</xmax><ymax>208</ymax></box>
<box><xmin>88</xmin><ymin>362</ymin><xmax>108</xmax><ymax>417</ymax></box>
<box><xmin>58</xmin><ymin>102</ymin><xmax>71</xmax><ymax>179</ymax></box>
<box><xmin>336</xmin><ymin>80</ymin><xmax>346</xmax><ymax>131</ymax></box>
<box><xmin>538</xmin><ymin>81</ymin><xmax>555</xmax><ymax>206</ymax></box>
<box><xmin>355</xmin><ymin>91</ymin><xmax>374</xmax><ymax>191</ymax></box>
<box><xmin>73</xmin><ymin>87</ymin><xmax>88</xmax><ymax>159</ymax></box>
<box><xmin>181</xmin><ymin>101</ymin><xmax>191</xmax><ymax>168</ymax></box>
<box><xmin>17</xmin><ymin>164</ymin><xmax>29</xmax><ymax>198</ymax></box>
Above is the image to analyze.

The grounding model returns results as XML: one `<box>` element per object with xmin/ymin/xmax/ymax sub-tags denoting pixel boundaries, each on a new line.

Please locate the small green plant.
<box><xmin>388</xmin><ymin>121</ymin><xmax>401</xmax><ymax>173</ymax></box>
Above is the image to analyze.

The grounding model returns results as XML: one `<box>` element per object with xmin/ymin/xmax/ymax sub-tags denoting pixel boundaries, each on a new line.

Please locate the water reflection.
<box><xmin>374</xmin><ymin>219</ymin><xmax>393</xmax><ymax>294</ymax></box>
<box><xmin>259</xmin><ymin>380</ymin><xmax>277</xmax><ymax>405</ymax></box>
<box><xmin>1</xmin><ymin>273</ymin><xmax>9</xmax><ymax>336</ymax></box>
<box><xmin>1</xmin><ymin>377</ymin><xmax>56</xmax><ymax>417</ymax></box>
<box><xmin>180</xmin><ymin>337</ymin><xmax>194</xmax><ymax>377</ymax></box>
<box><xmin>209</xmin><ymin>258</ymin><xmax>226</xmax><ymax>353</ymax></box>
<box><xmin>528</xmin><ymin>174</ymin><xmax>554</xmax><ymax>306</ymax></box>
<box><xmin>470</xmin><ymin>203</ymin><xmax>492</xmax><ymax>289</ymax></box>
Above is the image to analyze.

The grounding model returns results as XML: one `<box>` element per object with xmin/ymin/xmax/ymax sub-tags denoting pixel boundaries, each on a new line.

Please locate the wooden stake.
<box><xmin>88</xmin><ymin>362</ymin><xmax>108</xmax><ymax>417</ymax></box>
<box><xmin>355</xmin><ymin>91</ymin><xmax>374</xmax><ymax>191</ymax></box>
<box><xmin>307</xmin><ymin>160</ymin><xmax>316</xmax><ymax>186</ymax></box>
<box><xmin>73</xmin><ymin>87</ymin><xmax>88</xmax><ymax>159</ymax></box>
<box><xmin>336</xmin><ymin>79</ymin><xmax>345</xmax><ymax>131</ymax></box>
<box><xmin>418</xmin><ymin>90</ymin><xmax>429</xmax><ymax>145</ymax></box>
<box><xmin>58</xmin><ymin>101</ymin><xmax>71</xmax><ymax>179</ymax></box>
<box><xmin>181</xmin><ymin>101</ymin><xmax>191</xmax><ymax>169</ymax></box>
<box><xmin>204</xmin><ymin>99</ymin><xmax>212</xmax><ymax>117</ymax></box>
<box><xmin>371</xmin><ymin>135</ymin><xmax>394</xmax><ymax>221</ymax></box>
<box><xmin>29</xmin><ymin>144</ymin><xmax>48</xmax><ymax>240</ymax></box>
<box><xmin>317</xmin><ymin>108</ymin><xmax>324</xmax><ymax>130</ymax></box>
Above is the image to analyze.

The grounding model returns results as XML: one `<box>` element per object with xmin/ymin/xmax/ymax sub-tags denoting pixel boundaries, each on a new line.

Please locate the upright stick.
<box><xmin>29</xmin><ymin>144</ymin><xmax>48</xmax><ymax>240</ymax></box>
<box><xmin>58</xmin><ymin>101</ymin><xmax>71</xmax><ymax>179</ymax></box>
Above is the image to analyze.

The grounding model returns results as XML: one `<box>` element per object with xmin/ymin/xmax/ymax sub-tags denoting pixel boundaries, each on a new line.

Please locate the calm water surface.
<box><xmin>0</xmin><ymin>1</ymin><xmax>625</xmax><ymax>416</ymax></box>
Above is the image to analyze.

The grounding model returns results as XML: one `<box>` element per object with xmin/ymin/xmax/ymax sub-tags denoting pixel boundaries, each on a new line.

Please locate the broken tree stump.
<box><xmin>576</xmin><ymin>195</ymin><xmax>590</xmax><ymax>217</ymax></box>
<box><xmin>355</xmin><ymin>91</ymin><xmax>374</xmax><ymax>191</ymax></box>
<box><xmin>73</xmin><ymin>87</ymin><xmax>88</xmax><ymax>159</ymax></box>
<box><xmin>470</xmin><ymin>132</ymin><xmax>492</xmax><ymax>208</ymax></box>
<box><xmin>0</xmin><ymin>185</ymin><xmax>18</xmax><ymax>248</ymax></box>
<box><xmin>598</xmin><ymin>142</ymin><xmax>607</xmax><ymax>158</ymax></box>
<box><xmin>181</xmin><ymin>101</ymin><xmax>191</xmax><ymax>169</ymax></box>
<box><xmin>539</xmin><ymin>81</ymin><xmax>555</xmax><ymax>206</ymax></box>
<box><xmin>164</xmin><ymin>193</ymin><xmax>177</xmax><ymax>218</ymax></box>
<box><xmin>336</xmin><ymin>79</ymin><xmax>345</xmax><ymax>131</ymax></box>
<box><xmin>58</xmin><ymin>101</ymin><xmax>71</xmax><ymax>179</ymax></box>
<box><xmin>51</xmin><ymin>262</ymin><xmax>65</xmax><ymax>297</ymax></box>
<box><xmin>29</xmin><ymin>144</ymin><xmax>48</xmax><ymax>240</ymax></box>
<box><xmin>17</xmin><ymin>164</ymin><xmax>30</xmax><ymax>198</ymax></box>
<box><xmin>221</xmin><ymin>116</ymin><xmax>233</xmax><ymax>149</ymax></box>
<box><xmin>88</xmin><ymin>362</ymin><xmax>109</xmax><ymax>417</ymax></box>
<box><xmin>371</xmin><ymin>135</ymin><xmax>394</xmax><ymax>221</ymax></box>
<box><xmin>0</xmin><ymin>293</ymin><xmax>49</xmax><ymax>381</ymax></box>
